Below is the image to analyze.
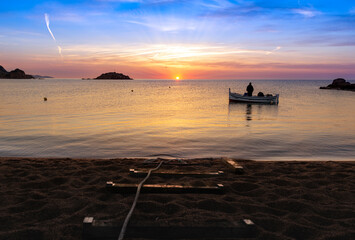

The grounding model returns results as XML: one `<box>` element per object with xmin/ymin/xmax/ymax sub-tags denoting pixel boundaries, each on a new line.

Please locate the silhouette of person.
<box><xmin>246</xmin><ymin>82</ymin><xmax>254</xmax><ymax>96</ymax></box>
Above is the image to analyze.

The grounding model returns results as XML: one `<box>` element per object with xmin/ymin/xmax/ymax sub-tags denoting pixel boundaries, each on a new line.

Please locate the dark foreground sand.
<box><xmin>0</xmin><ymin>157</ymin><xmax>354</xmax><ymax>240</ymax></box>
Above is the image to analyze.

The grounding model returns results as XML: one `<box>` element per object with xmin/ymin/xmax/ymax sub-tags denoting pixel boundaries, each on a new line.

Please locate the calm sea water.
<box><xmin>0</xmin><ymin>79</ymin><xmax>354</xmax><ymax>161</ymax></box>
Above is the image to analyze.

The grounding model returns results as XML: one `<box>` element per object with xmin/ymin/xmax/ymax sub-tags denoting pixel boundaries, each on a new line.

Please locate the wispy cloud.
<box><xmin>63</xmin><ymin>43</ymin><xmax>283</xmax><ymax>68</ymax></box>
<box><xmin>256</xmin><ymin>24</ymin><xmax>279</xmax><ymax>33</ymax></box>
<box><xmin>125</xmin><ymin>16</ymin><xmax>198</xmax><ymax>31</ymax></box>
<box><xmin>0</xmin><ymin>29</ymin><xmax>44</xmax><ymax>37</ymax></box>
<box><xmin>52</xmin><ymin>12</ymin><xmax>87</xmax><ymax>23</ymax></box>
<box><xmin>203</xmin><ymin>1</ymin><xmax>322</xmax><ymax>20</ymax></box>
<box><xmin>198</xmin><ymin>0</ymin><xmax>235</xmax><ymax>9</ymax></box>
<box><xmin>295</xmin><ymin>35</ymin><xmax>355</xmax><ymax>47</ymax></box>
<box><xmin>292</xmin><ymin>8</ymin><xmax>320</xmax><ymax>18</ymax></box>
<box><xmin>265</xmin><ymin>46</ymin><xmax>282</xmax><ymax>55</ymax></box>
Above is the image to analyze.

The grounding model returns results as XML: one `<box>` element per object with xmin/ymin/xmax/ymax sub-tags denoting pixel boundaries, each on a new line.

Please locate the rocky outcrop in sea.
<box><xmin>320</xmin><ymin>78</ymin><xmax>355</xmax><ymax>91</ymax></box>
<box><xmin>95</xmin><ymin>72</ymin><xmax>132</xmax><ymax>80</ymax></box>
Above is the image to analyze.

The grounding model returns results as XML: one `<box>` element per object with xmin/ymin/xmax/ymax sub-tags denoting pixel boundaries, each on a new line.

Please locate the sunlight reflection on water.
<box><xmin>0</xmin><ymin>79</ymin><xmax>354</xmax><ymax>160</ymax></box>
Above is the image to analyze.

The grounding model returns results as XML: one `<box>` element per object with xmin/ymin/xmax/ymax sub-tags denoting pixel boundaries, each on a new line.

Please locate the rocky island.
<box><xmin>320</xmin><ymin>78</ymin><xmax>355</xmax><ymax>91</ymax></box>
<box><xmin>0</xmin><ymin>65</ymin><xmax>34</xmax><ymax>79</ymax></box>
<box><xmin>95</xmin><ymin>72</ymin><xmax>133</xmax><ymax>80</ymax></box>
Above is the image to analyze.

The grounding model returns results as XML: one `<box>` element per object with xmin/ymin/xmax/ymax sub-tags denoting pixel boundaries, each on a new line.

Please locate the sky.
<box><xmin>0</xmin><ymin>0</ymin><xmax>354</xmax><ymax>79</ymax></box>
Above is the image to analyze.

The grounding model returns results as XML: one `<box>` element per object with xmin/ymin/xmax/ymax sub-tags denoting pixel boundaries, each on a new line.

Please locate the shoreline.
<box><xmin>1</xmin><ymin>157</ymin><xmax>354</xmax><ymax>239</ymax></box>
<box><xmin>1</xmin><ymin>156</ymin><xmax>354</xmax><ymax>162</ymax></box>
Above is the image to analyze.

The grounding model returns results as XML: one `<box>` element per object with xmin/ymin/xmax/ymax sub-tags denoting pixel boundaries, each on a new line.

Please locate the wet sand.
<box><xmin>0</xmin><ymin>157</ymin><xmax>354</xmax><ymax>240</ymax></box>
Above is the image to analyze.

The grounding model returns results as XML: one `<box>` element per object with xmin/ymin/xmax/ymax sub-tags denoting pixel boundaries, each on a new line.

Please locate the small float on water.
<box><xmin>229</xmin><ymin>88</ymin><xmax>279</xmax><ymax>104</ymax></box>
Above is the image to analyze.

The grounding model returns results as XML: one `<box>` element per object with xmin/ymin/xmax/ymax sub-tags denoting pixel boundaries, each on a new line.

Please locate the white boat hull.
<box><xmin>229</xmin><ymin>89</ymin><xmax>279</xmax><ymax>104</ymax></box>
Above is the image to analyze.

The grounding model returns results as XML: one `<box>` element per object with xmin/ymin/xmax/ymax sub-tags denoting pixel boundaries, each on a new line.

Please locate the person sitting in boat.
<box><xmin>246</xmin><ymin>82</ymin><xmax>254</xmax><ymax>96</ymax></box>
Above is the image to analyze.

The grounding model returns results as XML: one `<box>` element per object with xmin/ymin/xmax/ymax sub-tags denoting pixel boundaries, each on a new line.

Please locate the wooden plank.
<box><xmin>143</xmin><ymin>162</ymin><xmax>211</xmax><ymax>166</ymax></box>
<box><xmin>129</xmin><ymin>169</ymin><xmax>224</xmax><ymax>177</ymax></box>
<box><xmin>142</xmin><ymin>159</ymin><xmax>214</xmax><ymax>166</ymax></box>
<box><xmin>222</xmin><ymin>158</ymin><xmax>244</xmax><ymax>174</ymax></box>
<box><xmin>83</xmin><ymin>217</ymin><xmax>257</xmax><ymax>240</ymax></box>
<box><xmin>106</xmin><ymin>182</ymin><xmax>224</xmax><ymax>194</ymax></box>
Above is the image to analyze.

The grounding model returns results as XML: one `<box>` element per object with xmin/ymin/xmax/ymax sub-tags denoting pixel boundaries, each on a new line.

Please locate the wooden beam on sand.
<box><xmin>222</xmin><ymin>158</ymin><xmax>244</xmax><ymax>174</ymax></box>
<box><xmin>106</xmin><ymin>182</ymin><xmax>224</xmax><ymax>194</ymax></box>
<box><xmin>83</xmin><ymin>217</ymin><xmax>257</xmax><ymax>240</ymax></box>
<box><xmin>143</xmin><ymin>162</ymin><xmax>211</xmax><ymax>166</ymax></box>
<box><xmin>129</xmin><ymin>169</ymin><xmax>224</xmax><ymax>177</ymax></box>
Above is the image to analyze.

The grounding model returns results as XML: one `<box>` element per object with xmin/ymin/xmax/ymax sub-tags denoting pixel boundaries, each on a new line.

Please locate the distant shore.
<box><xmin>0</xmin><ymin>157</ymin><xmax>354</xmax><ymax>240</ymax></box>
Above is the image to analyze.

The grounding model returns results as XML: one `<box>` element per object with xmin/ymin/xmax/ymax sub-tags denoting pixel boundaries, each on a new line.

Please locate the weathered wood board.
<box><xmin>106</xmin><ymin>182</ymin><xmax>224</xmax><ymax>194</ymax></box>
<box><xmin>129</xmin><ymin>169</ymin><xmax>224</xmax><ymax>177</ymax></box>
<box><xmin>83</xmin><ymin>217</ymin><xmax>257</xmax><ymax>240</ymax></box>
<box><xmin>222</xmin><ymin>158</ymin><xmax>244</xmax><ymax>174</ymax></box>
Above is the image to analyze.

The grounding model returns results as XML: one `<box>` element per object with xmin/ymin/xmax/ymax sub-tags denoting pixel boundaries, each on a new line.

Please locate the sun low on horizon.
<box><xmin>0</xmin><ymin>0</ymin><xmax>355</xmax><ymax>79</ymax></box>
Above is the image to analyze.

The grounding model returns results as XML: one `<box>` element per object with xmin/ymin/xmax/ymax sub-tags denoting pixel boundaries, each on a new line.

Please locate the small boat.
<box><xmin>229</xmin><ymin>88</ymin><xmax>279</xmax><ymax>104</ymax></box>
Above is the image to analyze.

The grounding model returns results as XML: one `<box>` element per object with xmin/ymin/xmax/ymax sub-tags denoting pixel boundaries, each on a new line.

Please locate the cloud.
<box><xmin>0</xmin><ymin>29</ymin><xmax>44</xmax><ymax>37</ymax></box>
<box><xmin>194</xmin><ymin>61</ymin><xmax>355</xmax><ymax>70</ymax></box>
<box><xmin>328</xmin><ymin>40</ymin><xmax>355</xmax><ymax>47</ymax></box>
<box><xmin>198</xmin><ymin>0</ymin><xmax>235</xmax><ymax>9</ymax></box>
<box><xmin>201</xmin><ymin>1</ymin><xmax>322</xmax><ymax>21</ymax></box>
<box><xmin>62</xmin><ymin>42</ymin><xmax>281</xmax><ymax>67</ymax></box>
<box><xmin>295</xmin><ymin>35</ymin><xmax>355</xmax><ymax>47</ymax></box>
<box><xmin>57</xmin><ymin>46</ymin><xmax>62</xmax><ymax>55</ymax></box>
<box><xmin>52</xmin><ymin>12</ymin><xmax>87</xmax><ymax>23</ymax></box>
<box><xmin>256</xmin><ymin>24</ymin><xmax>279</xmax><ymax>33</ymax></box>
<box><xmin>265</xmin><ymin>46</ymin><xmax>282</xmax><ymax>55</ymax></box>
<box><xmin>292</xmin><ymin>8</ymin><xmax>319</xmax><ymax>18</ymax></box>
<box><xmin>125</xmin><ymin>17</ymin><xmax>198</xmax><ymax>31</ymax></box>
<box><xmin>205</xmin><ymin>5</ymin><xmax>263</xmax><ymax>18</ymax></box>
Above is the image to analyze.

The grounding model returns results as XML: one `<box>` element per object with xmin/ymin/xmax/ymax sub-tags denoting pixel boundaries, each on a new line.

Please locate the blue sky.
<box><xmin>0</xmin><ymin>0</ymin><xmax>354</xmax><ymax>79</ymax></box>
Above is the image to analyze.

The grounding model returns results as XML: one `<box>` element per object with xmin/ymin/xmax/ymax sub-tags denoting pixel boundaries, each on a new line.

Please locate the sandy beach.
<box><xmin>0</xmin><ymin>157</ymin><xmax>354</xmax><ymax>240</ymax></box>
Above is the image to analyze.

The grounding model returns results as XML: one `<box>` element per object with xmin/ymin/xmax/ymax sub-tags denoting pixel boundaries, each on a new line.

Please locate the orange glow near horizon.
<box><xmin>1</xmin><ymin>42</ymin><xmax>355</xmax><ymax>79</ymax></box>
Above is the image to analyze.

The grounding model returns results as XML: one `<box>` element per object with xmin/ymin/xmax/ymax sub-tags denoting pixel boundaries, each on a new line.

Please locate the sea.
<box><xmin>0</xmin><ymin>79</ymin><xmax>354</xmax><ymax>161</ymax></box>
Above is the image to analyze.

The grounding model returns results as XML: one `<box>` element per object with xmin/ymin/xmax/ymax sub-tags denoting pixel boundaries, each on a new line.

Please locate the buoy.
<box><xmin>44</xmin><ymin>97</ymin><xmax>47</xmax><ymax>101</ymax></box>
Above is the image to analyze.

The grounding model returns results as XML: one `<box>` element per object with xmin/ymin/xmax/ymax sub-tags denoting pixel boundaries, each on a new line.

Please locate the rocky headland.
<box><xmin>95</xmin><ymin>72</ymin><xmax>132</xmax><ymax>80</ymax></box>
<box><xmin>320</xmin><ymin>78</ymin><xmax>355</xmax><ymax>91</ymax></box>
<box><xmin>0</xmin><ymin>65</ymin><xmax>34</xmax><ymax>79</ymax></box>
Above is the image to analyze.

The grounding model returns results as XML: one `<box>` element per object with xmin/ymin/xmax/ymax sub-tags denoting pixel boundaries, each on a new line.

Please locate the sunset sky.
<box><xmin>0</xmin><ymin>0</ymin><xmax>354</xmax><ymax>79</ymax></box>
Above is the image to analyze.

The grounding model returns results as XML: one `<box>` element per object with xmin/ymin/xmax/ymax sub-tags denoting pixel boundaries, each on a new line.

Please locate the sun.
<box><xmin>175</xmin><ymin>76</ymin><xmax>180</xmax><ymax>80</ymax></box>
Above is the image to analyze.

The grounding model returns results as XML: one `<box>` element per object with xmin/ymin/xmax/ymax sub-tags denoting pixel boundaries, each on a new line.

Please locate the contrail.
<box><xmin>44</xmin><ymin>13</ymin><xmax>62</xmax><ymax>58</ymax></box>
<box><xmin>45</xmin><ymin>13</ymin><xmax>56</xmax><ymax>41</ymax></box>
